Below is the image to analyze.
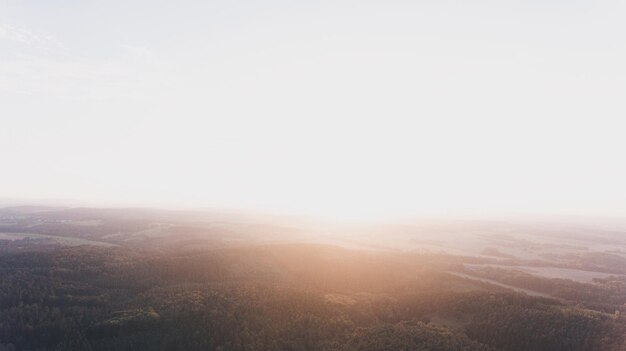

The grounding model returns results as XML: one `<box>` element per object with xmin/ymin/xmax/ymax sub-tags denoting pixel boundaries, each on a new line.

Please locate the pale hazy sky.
<box><xmin>1</xmin><ymin>1</ymin><xmax>626</xmax><ymax>219</ymax></box>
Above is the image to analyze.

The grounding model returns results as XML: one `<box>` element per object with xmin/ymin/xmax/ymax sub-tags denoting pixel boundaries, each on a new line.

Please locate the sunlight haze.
<box><xmin>2</xmin><ymin>0</ymin><xmax>626</xmax><ymax>219</ymax></box>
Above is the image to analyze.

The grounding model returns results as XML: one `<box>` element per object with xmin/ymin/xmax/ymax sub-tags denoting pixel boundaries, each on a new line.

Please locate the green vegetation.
<box><xmin>0</xmin><ymin>207</ymin><xmax>625</xmax><ymax>350</ymax></box>
<box><xmin>0</xmin><ymin>243</ymin><xmax>623</xmax><ymax>351</ymax></box>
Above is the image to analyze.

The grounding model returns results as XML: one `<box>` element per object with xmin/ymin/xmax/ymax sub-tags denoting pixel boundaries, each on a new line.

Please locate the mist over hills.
<box><xmin>4</xmin><ymin>0</ymin><xmax>626</xmax><ymax>349</ymax></box>
<box><xmin>0</xmin><ymin>205</ymin><xmax>624</xmax><ymax>350</ymax></box>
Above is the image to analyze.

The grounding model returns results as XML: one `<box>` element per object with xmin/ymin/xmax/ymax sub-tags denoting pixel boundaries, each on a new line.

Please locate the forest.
<box><xmin>0</xmin><ymin>207</ymin><xmax>625</xmax><ymax>350</ymax></box>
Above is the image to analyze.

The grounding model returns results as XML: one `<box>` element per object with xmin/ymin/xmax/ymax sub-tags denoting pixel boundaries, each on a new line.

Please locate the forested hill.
<box><xmin>0</xmin><ymin>242</ymin><xmax>624</xmax><ymax>351</ymax></box>
<box><xmin>0</xmin><ymin>207</ymin><xmax>625</xmax><ymax>350</ymax></box>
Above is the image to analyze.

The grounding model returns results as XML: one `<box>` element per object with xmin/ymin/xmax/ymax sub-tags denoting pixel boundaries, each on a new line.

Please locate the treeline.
<box><xmin>463</xmin><ymin>266</ymin><xmax>626</xmax><ymax>311</ymax></box>
<box><xmin>0</xmin><ymin>243</ymin><xmax>624</xmax><ymax>350</ymax></box>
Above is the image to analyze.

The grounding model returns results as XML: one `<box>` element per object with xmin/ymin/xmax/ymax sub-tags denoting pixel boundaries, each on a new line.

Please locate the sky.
<box><xmin>1</xmin><ymin>0</ymin><xmax>626</xmax><ymax>220</ymax></box>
